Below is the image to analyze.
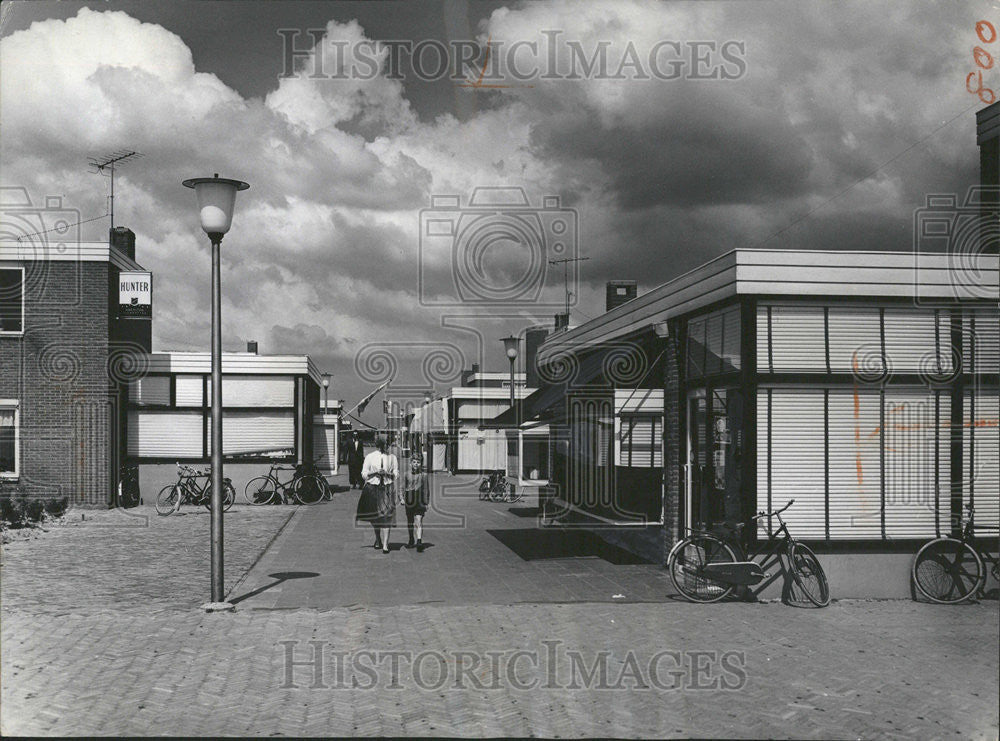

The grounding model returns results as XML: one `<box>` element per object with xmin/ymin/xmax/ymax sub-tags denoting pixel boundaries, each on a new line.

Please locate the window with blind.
<box><xmin>758</xmin><ymin>387</ymin><xmax>952</xmax><ymax>540</ymax></box>
<box><xmin>129</xmin><ymin>376</ymin><xmax>170</xmax><ymax>406</ymax></box>
<box><xmin>963</xmin><ymin>309</ymin><xmax>1000</xmax><ymax>376</ymax></box>
<box><xmin>127</xmin><ymin>411</ymin><xmax>204</xmax><ymax>457</ymax></box>
<box><xmin>0</xmin><ymin>268</ymin><xmax>24</xmax><ymax>334</ymax></box>
<box><xmin>0</xmin><ymin>404</ymin><xmax>18</xmax><ymax>476</ymax></box>
<box><xmin>208</xmin><ymin>411</ymin><xmax>295</xmax><ymax>456</ymax></box>
<box><xmin>963</xmin><ymin>390</ymin><xmax>999</xmax><ymax>531</ymax></box>
<box><xmin>206</xmin><ymin>376</ymin><xmax>295</xmax><ymax>407</ymax></box>
<box><xmin>757</xmin><ymin>304</ymin><xmax>967</xmax><ymax>375</ymax></box>
<box><xmin>618</xmin><ymin>415</ymin><xmax>662</xmax><ymax>468</ymax></box>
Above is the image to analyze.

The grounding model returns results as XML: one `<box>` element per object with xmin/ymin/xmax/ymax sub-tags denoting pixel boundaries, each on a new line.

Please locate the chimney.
<box><xmin>461</xmin><ymin>362</ymin><xmax>480</xmax><ymax>386</ymax></box>
<box><xmin>977</xmin><ymin>101</ymin><xmax>999</xmax><ymax>254</ymax></box>
<box><xmin>247</xmin><ymin>341</ymin><xmax>258</xmax><ymax>354</ymax></box>
<box><xmin>109</xmin><ymin>227</ymin><xmax>136</xmax><ymax>261</ymax></box>
<box><xmin>554</xmin><ymin>313</ymin><xmax>570</xmax><ymax>331</ymax></box>
<box><xmin>606</xmin><ymin>280</ymin><xmax>637</xmax><ymax>312</ymax></box>
<box><xmin>525</xmin><ymin>325</ymin><xmax>549</xmax><ymax>388</ymax></box>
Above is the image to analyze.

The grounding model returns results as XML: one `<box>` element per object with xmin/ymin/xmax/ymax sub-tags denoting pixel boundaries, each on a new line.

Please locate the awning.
<box><xmin>487</xmin><ymin>348</ymin><xmax>609</xmax><ymax>428</ymax></box>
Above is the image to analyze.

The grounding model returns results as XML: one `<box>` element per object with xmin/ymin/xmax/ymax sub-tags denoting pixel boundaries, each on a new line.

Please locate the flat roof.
<box><xmin>539</xmin><ymin>248</ymin><xmax>999</xmax><ymax>364</ymax></box>
<box><xmin>0</xmin><ymin>240</ymin><xmax>146</xmax><ymax>272</ymax></box>
<box><xmin>146</xmin><ymin>351</ymin><xmax>324</xmax><ymax>386</ymax></box>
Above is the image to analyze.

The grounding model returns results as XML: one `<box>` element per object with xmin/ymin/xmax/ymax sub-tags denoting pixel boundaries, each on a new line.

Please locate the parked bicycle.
<box><xmin>117</xmin><ymin>464</ymin><xmax>140</xmax><ymax>508</ymax></box>
<box><xmin>156</xmin><ymin>464</ymin><xmax>235</xmax><ymax>516</ymax></box>
<box><xmin>912</xmin><ymin>504</ymin><xmax>999</xmax><ymax>604</ymax></box>
<box><xmin>478</xmin><ymin>470</ymin><xmax>522</xmax><ymax>502</ymax></box>
<box><xmin>244</xmin><ymin>461</ymin><xmax>326</xmax><ymax>506</ymax></box>
<box><xmin>667</xmin><ymin>499</ymin><xmax>831</xmax><ymax>607</ymax></box>
<box><xmin>297</xmin><ymin>455</ymin><xmax>334</xmax><ymax>501</ymax></box>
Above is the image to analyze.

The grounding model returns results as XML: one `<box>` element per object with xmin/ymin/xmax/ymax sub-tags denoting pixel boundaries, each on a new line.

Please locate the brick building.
<box><xmin>1</xmin><ymin>221</ymin><xmax>151</xmax><ymax>506</ymax></box>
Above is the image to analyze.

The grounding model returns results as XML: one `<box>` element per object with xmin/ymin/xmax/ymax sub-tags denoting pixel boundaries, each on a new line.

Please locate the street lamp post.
<box><xmin>182</xmin><ymin>173</ymin><xmax>249</xmax><ymax>609</ymax></box>
<box><xmin>321</xmin><ymin>373</ymin><xmax>331</xmax><ymax>413</ymax></box>
<box><xmin>501</xmin><ymin>336</ymin><xmax>521</xmax><ymax>411</ymax></box>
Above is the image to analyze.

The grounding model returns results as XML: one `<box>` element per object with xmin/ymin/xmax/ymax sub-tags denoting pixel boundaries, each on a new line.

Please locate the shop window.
<box><xmin>618</xmin><ymin>415</ymin><xmax>662</xmax><ymax>468</ymax></box>
<box><xmin>0</xmin><ymin>403</ymin><xmax>18</xmax><ymax>477</ymax></box>
<box><xmin>686</xmin><ymin>305</ymin><xmax>740</xmax><ymax>380</ymax></box>
<box><xmin>0</xmin><ymin>268</ymin><xmax>24</xmax><ymax>334</ymax></box>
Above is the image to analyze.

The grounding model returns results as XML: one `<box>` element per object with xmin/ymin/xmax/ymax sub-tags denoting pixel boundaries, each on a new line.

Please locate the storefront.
<box><xmin>127</xmin><ymin>350</ymin><xmax>326</xmax><ymax>496</ymax></box>
<box><xmin>506</xmin><ymin>249</ymin><xmax>998</xmax><ymax>593</ymax></box>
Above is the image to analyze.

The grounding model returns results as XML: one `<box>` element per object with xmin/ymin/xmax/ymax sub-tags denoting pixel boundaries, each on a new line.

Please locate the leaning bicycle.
<box><xmin>912</xmin><ymin>504</ymin><xmax>999</xmax><ymax>604</ymax></box>
<box><xmin>667</xmin><ymin>499</ymin><xmax>831</xmax><ymax>607</ymax></box>
<box><xmin>244</xmin><ymin>461</ymin><xmax>326</xmax><ymax>506</ymax></box>
<box><xmin>156</xmin><ymin>464</ymin><xmax>236</xmax><ymax>516</ymax></box>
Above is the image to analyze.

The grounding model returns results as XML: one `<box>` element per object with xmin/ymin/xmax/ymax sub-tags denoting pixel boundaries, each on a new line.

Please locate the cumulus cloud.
<box><xmin>0</xmin><ymin>2</ymin><xmax>987</xmax><ymax>411</ymax></box>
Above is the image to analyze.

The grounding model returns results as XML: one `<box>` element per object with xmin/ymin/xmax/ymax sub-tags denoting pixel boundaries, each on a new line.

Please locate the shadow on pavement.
<box><xmin>506</xmin><ymin>506</ymin><xmax>542</xmax><ymax>518</ymax></box>
<box><xmin>229</xmin><ymin>571</ymin><xmax>319</xmax><ymax>604</ymax></box>
<box><xmin>487</xmin><ymin>528</ymin><xmax>653</xmax><ymax>564</ymax></box>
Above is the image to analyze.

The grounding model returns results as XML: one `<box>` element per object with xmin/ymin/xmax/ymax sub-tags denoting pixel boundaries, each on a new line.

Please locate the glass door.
<box><xmin>686</xmin><ymin>386</ymin><xmax>744</xmax><ymax>531</ymax></box>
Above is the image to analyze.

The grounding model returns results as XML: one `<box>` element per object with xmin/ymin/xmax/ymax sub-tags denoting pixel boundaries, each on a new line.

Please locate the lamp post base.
<box><xmin>200</xmin><ymin>601</ymin><xmax>235</xmax><ymax>613</ymax></box>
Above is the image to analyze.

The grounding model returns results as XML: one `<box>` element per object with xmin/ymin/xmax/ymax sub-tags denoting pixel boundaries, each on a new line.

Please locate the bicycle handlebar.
<box><xmin>753</xmin><ymin>498</ymin><xmax>795</xmax><ymax>521</ymax></box>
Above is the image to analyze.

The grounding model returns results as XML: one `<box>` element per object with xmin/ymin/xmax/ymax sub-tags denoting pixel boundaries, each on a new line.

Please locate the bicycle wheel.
<box><xmin>912</xmin><ymin>538</ymin><xmax>983</xmax><ymax>604</ymax></box>
<box><xmin>155</xmin><ymin>484</ymin><xmax>181</xmax><ymax>516</ymax></box>
<box><xmin>222</xmin><ymin>480</ymin><xmax>236</xmax><ymax>512</ymax></box>
<box><xmin>668</xmin><ymin>535</ymin><xmax>738</xmax><ymax>603</ymax></box>
<box><xmin>245</xmin><ymin>476</ymin><xmax>277</xmax><ymax>506</ymax></box>
<box><xmin>789</xmin><ymin>543</ymin><xmax>831</xmax><ymax>607</ymax></box>
<box><xmin>292</xmin><ymin>474</ymin><xmax>324</xmax><ymax>505</ymax></box>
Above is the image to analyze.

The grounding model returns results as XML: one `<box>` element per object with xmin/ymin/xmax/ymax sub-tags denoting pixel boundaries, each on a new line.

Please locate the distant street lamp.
<box><xmin>321</xmin><ymin>373</ymin><xmax>331</xmax><ymax>413</ymax></box>
<box><xmin>182</xmin><ymin>173</ymin><xmax>249</xmax><ymax>609</ymax></box>
<box><xmin>501</xmin><ymin>335</ymin><xmax>520</xmax><ymax>411</ymax></box>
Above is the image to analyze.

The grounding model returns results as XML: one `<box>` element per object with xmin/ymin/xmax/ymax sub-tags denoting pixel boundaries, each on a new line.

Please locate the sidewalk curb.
<box><xmin>224</xmin><ymin>506</ymin><xmax>300</xmax><ymax>602</ymax></box>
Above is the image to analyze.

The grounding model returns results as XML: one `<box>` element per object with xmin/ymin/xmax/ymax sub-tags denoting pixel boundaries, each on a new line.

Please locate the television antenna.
<box><xmin>548</xmin><ymin>256</ymin><xmax>590</xmax><ymax>316</ymax></box>
<box><xmin>88</xmin><ymin>150</ymin><xmax>144</xmax><ymax>237</ymax></box>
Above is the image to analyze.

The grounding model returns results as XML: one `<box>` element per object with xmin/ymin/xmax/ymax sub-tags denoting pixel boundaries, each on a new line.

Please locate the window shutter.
<box><xmin>766</xmin><ymin>306</ymin><xmax>827</xmax><ymax>373</ymax></box>
<box><xmin>756</xmin><ymin>390</ymin><xmax>826</xmax><ymax>538</ymax></box>
<box><xmin>175</xmin><ymin>375</ymin><xmax>203</xmax><ymax>406</ymax></box>
<box><xmin>827</xmin><ymin>389</ymin><xmax>883</xmax><ymax>539</ymax></box>
<box><xmin>208</xmin><ymin>411</ymin><xmax>295</xmax><ymax>456</ymax></box>
<box><xmin>828</xmin><ymin>307</ymin><xmax>883</xmax><ymax>374</ymax></box>
<box><xmin>963</xmin><ymin>308</ymin><xmax>1000</xmax><ymax>376</ymax></box>
<box><xmin>883</xmin><ymin>390</ymin><xmax>949</xmax><ymax>538</ymax></box>
<box><xmin>128</xmin><ymin>411</ymin><xmax>202</xmax><ymax>457</ymax></box>
<box><xmin>128</xmin><ymin>376</ymin><xmax>170</xmax><ymax>406</ymax></box>
<box><xmin>964</xmin><ymin>390</ymin><xmax>999</xmax><ymax>531</ymax></box>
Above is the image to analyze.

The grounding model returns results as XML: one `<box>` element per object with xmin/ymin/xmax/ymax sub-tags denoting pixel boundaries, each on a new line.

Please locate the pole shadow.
<box><xmin>229</xmin><ymin>571</ymin><xmax>319</xmax><ymax>605</ymax></box>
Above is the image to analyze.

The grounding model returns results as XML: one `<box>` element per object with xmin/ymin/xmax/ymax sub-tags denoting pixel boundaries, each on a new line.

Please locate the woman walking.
<box><xmin>402</xmin><ymin>457</ymin><xmax>429</xmax><ymax>552</ymax></box>
<box><xmin>357</xmin><ymin>437</ymin><xmax>398</xmax><ymax>553</ymax></box>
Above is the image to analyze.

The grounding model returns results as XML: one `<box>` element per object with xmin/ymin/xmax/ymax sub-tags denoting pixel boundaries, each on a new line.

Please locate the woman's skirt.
<box><xmin>373</xmin><ymin>483</ymin><xmax>397</xmax><ymax>526</ymax></box>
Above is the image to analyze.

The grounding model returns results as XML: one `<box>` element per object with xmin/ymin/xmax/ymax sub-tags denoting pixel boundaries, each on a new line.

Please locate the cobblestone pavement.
<box><xmin>1</xmin><ymin>504</ymin><xmax>294</xmax><ymax>611</ymax></box>
<box><xmin>1</xmin><ymin>474</ymin><xmax>997</xmax><ymax>738</ymax></box>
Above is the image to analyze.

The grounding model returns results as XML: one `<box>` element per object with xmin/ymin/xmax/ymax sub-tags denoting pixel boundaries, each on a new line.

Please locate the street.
<box><xmin>2</xmin><ymin>473</ymin><xmax>997</xmax><ymax>738</ymax></box>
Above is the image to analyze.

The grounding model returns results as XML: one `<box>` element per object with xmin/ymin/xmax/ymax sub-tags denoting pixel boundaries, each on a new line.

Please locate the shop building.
<box><xmin>127</xmin><ymin>348</ymin><xmax>331</xmax><ymax>496</ymax></box>
<box><xmin>500</xmin><ymin>249</ymin><xmax>998</xmax><ymax>596</ymax></box>
<box><xmin>1</xmin><ymin>220</ymin><xmax>152</xmax><ymax>505</ymax></box>
<box><xmin>408</xmin><ymin>364</ymin><xmax>534</xmax><ymax>473</ymax></box>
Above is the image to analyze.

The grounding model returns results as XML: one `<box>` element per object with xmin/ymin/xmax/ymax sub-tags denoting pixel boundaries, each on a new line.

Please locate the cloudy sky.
<box><xmin>1</xmin><ymin>1</ymin><xmax>996</xmax><ymax>423</ymax></box>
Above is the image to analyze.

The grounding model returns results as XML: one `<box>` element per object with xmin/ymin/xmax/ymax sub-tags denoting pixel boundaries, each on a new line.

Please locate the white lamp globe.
<box><xmin>182</xmin><ymin>174</ymin><xmax>250</xmax><ymax>236</ymax></box>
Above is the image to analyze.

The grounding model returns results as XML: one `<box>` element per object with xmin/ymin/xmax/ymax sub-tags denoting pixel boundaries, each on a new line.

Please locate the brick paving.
<box><xmin>1</xmin><ymin>473</ymin><xmax>997</xmax><ymax>738</ymax></box>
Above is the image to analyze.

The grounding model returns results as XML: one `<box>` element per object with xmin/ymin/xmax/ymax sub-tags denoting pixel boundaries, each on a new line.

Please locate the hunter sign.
<box><xmin>118</xmin><ymin>271</ymin><xmax>152</xmax><ymax>318</ymax></box>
